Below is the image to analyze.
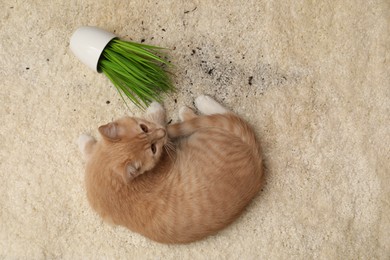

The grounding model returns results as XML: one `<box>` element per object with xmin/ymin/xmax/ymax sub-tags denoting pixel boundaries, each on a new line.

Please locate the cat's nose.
<box><xmin>156</xmin><ymin>128</ymin><xmax>166</xmax><ymax>139</ymax></box>
<box><xmin>150</xmin><ymin>128</ymin><xmax>166</xmax><ymax>140</ymax></box>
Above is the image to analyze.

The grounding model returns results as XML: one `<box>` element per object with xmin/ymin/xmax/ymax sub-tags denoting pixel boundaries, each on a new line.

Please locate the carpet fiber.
<box><xmin>1</xmin><ymin>0</ymin><xmax>389</xmax><ymax>258</ymax></box>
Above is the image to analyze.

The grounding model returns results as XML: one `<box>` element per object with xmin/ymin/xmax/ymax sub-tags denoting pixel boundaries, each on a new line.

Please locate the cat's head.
<box><xmin>98</xmin><ymin>116</ymin><xmax>167</xmax><ymax>183</ymax></box>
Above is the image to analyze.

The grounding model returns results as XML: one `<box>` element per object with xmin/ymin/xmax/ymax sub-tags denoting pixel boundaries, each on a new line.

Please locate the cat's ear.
<box><xmin>98</xmin><ymin>122</ymin><xmax>120</xmax><ymax>141</ymax></box>
<box><xmin>121</xmin><ymin>162</ymin><xmax>141</xmax><ymax>183</ymax></box>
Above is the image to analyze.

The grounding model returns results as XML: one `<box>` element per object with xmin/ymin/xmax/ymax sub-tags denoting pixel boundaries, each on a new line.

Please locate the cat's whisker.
<box><xmin>164</xmin><ymin>146</ymin><xmax>173</xmax><ymax>161</ymax></box>
<box><xmin>163</xmin><ymin>141</ymin><xmax>176</xmax><ymax>161</ymax></box>
<box><xmin>164</xmin><ymin>144</ymin><xmax>173</xmax><ymax>161</ymax></box>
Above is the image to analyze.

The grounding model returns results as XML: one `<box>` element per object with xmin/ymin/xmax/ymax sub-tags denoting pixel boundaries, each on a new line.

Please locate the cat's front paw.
<box><xmin>77</xmin><ymin>134</ymin><xmax>93</xmax><ymax>152</ymax></box>
<box><xmin>146</xmin><ymin>102</ymin><xmax>165</xmax><ymax>125</ymax></box>
<box><xmin>179</xmin><ymin>106</ymin><xmax>196</xmax><ymax>121</ymax></box>
<box><xmin>147</xmin><ymin>102</ymin><xmax>164</xmax><ymax>115</ymax></box>
<box><xmin>77</xmin><ymin>134</ymin><xmax>96</xmax><ymax>159</ymax></box>
<box><xmin>195</xmin><ymin>95</ymin><xmax>228</xmax><ymax>115</ymax></box>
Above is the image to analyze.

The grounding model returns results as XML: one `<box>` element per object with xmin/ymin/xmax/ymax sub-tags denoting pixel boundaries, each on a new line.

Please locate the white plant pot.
<box><xmin>70</xmin><ymin>26</ymin><xmax>117</xmax><ymax>72</ymax></box>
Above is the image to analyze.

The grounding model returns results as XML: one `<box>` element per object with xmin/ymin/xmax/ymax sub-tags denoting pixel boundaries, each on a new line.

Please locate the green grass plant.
<box><xmin>98</xmin><ymin>39</ymin><xmax>174</xmax><ymax>109</ymax></box>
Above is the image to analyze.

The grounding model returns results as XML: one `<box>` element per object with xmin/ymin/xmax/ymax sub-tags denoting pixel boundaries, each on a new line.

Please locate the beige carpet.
<box><xmin>1</xmin><ymin>0</ymin><xmax>389</xmax><ymax>258</ymax></box>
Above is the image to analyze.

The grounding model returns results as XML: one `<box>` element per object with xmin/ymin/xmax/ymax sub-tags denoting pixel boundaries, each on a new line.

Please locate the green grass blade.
<box><xmin>102</xmin><ymin>66</ymin><xmax>144</xmax><ymax>108</ymax></box>
<box><xmin>97</xmin><ymin>39</ymin><xmax>175</xmax><ymax>109</ymax></box>
<box><xmin>113</xmin><ymin>40</ymin><xmax>170</xmax><ymax>66</ymax></box>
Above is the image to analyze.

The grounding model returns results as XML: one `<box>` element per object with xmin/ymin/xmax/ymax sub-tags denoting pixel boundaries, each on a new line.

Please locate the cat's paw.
<box><xmin>147</xmin><ymin>102</ymin><xmax>164</xmax><ymax>115</ymax></box>
<box><xmin>195</xmin><ymin>95</ymin><xmax>228</xmax><ymax>115</ymax></box>
<box><xmin>179</xmin><ymin>106</ymin><xmax>196</xmax><ymax>121</ymax></box>
<box><xmin>77</xmin><ymin>134</ymin><xmax>96</xmax><ymax>158</ymax></box>
<box><xmin>146</xmin><ymin>102</ymin><xmax>165</xmax><ymax>125</ymax></box>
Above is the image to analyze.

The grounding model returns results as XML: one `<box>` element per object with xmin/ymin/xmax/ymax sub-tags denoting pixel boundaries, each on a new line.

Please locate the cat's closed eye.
<box><xmin>151</xmin><ymin>143</ymin><xmax>156</xmax><ymax>154</ymax></box>
<box><xmin>140</xmin><ymin>124</ymin><xmax>148</xmax><ymax>133</ymax></box>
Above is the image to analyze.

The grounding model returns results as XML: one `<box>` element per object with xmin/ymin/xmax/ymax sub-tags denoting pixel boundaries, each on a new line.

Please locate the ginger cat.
<box><xmin>78</xmin><ymin>95</ymin><xmax>263</xmax><ymax>244</ymax></box>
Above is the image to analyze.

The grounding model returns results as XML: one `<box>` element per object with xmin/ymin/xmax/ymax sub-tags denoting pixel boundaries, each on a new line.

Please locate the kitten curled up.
<box><xmin>78</xmin><ymin>95</ymin><xmax>263</xmax><ymax>244</ymax></box>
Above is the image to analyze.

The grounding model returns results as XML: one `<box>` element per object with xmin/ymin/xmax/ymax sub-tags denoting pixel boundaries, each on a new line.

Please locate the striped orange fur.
<box><xmin>78</xmin><ymin>96</ymin><xmax>263</xmax><ymax>243</ymax></box>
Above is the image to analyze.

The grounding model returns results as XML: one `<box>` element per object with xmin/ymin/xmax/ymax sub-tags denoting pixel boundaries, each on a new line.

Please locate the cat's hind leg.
<box><xmin>146</xmin><ymin>102</ymin><xmax>166</xmax><ymax>126</ymax></box>
<box><xmin>195</xmin><ymin>95</ymin><xmax>229</xmax><ymax>115</ymax></box>
<box><xmin>168</xmin><ymin>96</ymin><xmax>228</xmax><ymax>138</ymax></box>
<box><xmin>77</xmin><ymin>134</ymin><xmax>96</xmax><ymax>160</ymax></box>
